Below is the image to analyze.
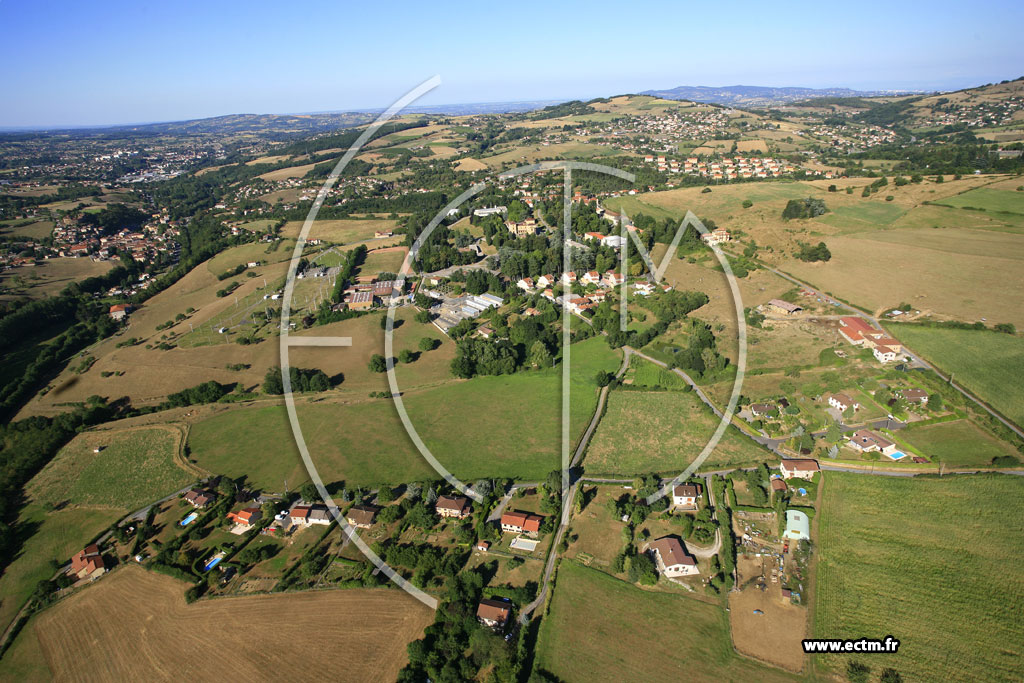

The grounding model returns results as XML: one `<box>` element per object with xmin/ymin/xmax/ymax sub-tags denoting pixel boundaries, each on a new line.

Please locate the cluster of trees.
<box><xmin>399</xmin><ymin>565</ymin><xmax>522</xmax><ymax>682</ymax></box>
<box><xmin>262</xmin><ymin>366</ymin><xmax>333</xmax><ymax>394</ymax></box>
<box><xmin>781</xmin><ymin>197</ymin><xmax>828</xmax><ymax>220</ymax></box>
<box><xmin>794</xmin><ymin>241</ymin><xmax>832</xmax><ymax>262</ymax></box>
<box><xmin>161</xmin><ymin>380</ymin><xmax>236</xmax><ymax>409</ymax></box>
<box><xmin>77</xmin><ymin>203</ymin><xmax>149</xmax><ymax>234</ymax></box>
<box><xmin>330</xmin><ymin>244</ymin><xmax>367</xmax><ymax>303</ymax></box>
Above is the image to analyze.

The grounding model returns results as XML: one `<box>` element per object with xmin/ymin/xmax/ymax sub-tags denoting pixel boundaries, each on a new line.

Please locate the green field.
<box><xmin>584</xmin><ymin>389</ymin><xmax>770</xmax><ymax>476</ymax></box>
<box><xmin>535</xmin><ymin>561</ymin><xmax>794</xmax><ymax>682</ymax></box>
<box><xmin>934</xmin><ymin>187</ymin><xmax>1024</xmax><ymax>215</ymax></box>
<box><xmin>892</xmin><ymin>326</ymin><xmax>1024</xmax><ymax>426</ymax></box>
<box><xmin>815</xmin><ymin>472</ymin><xmax>1024</xmax><ymax>681</ymax></box>
<box><xmin>188</xmin><ymin>338</ymin><xmax>621</xmax><ymax>489</ymax></box>
<box><xmin>897</xmin><ymin>419</ymin><xmax>1020</xmax><ymax>467</ymax></box>
<box><xmin>0</xmin><ymin>504</ymin><xmax>121</xmax><ymax>635</ymax></box>
<box><xmin>26</xmin><ymin>426</ymin><xmax>192</xmax><ymax>511</ymax></box>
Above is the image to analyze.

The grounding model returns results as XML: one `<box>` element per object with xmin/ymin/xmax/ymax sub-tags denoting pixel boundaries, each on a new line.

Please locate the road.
<box><xmin>518</xmin><ymin>349</ymin><xmax>630</xmax><ymax>623</ymax></box>
<box><xmin>763</xmin><ymin>265</ymin><xmax>1024</xmax><ymax>440</ymax></box>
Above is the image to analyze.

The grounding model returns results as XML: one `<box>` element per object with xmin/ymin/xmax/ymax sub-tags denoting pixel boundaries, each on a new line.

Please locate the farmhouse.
<box><xmin>70</xmin><ymin>544</ymin><xmax>107</xmax><ymax>581</ymax></box>
<box><xmin>500</xmin><ymin>510</ymin><xmax>542</xmax><ymax>536</ymax></box>
<box><xmin>476</xmin><ymin>599</ymin><xmax>512</xmax><ymax>629</ymax></box>
<box><xmin>900</xmin><ymin>388</ymin><xmax>929</xmax><ymax>405</ymax></box>
<box><xmin>672</xmin><ymin>484</ymin><xmax>700</xmax><ymax>510</ymax></box>
<box><xmin>779</xmin><ymin>459</ymin><xmax>819</xmax><ymax>480</ymax></box>
<box><xmin>108</xmin><ymin>304</ymin><xmax>132</xmax><ymax>321</ymax></box>
<box><xmin>700</xmin><ymin>228</ymin><xmax>731</xmax><ymax>246</ymax></box>
<box><xmin>648</xmin><ymin>536</ymin><xmax>699</xmax><ymax>577</ymax></box>
<box><xmin>837</xmin><ymin>316</ymin><xmax>877</xmax><ymax>345</ymax></box>
<box><xmin>766</xmin><ymin>299</ymin><xmax>802</xmax><ymax>315</ymax></box>
<box><xmin>183</xmin><ymin>489</ymin><xmax>215</xmax><ymax>509</ymax></box>
<box><xmin>750</xmin><ymin>403</ymin><xmax>775</xmax><ymax>418</ymax></box>
<box><xmin>346</xmin><ymin>505</ymin><xmax>379</xmax><ymax>529</ymax></box>
<box><xmin>827</xmin><ymin>393</ymin><xmax>860</xmax><ymax>413</ymax></box>
<box><xmin>846</xmin><ymin>429</ymin><xmax>898</xmax><ymax>456</ymax></box>
<box><xmin>435</xmin><ymin>495</ymin><xmax>472</xmax><ymax>519</ymax></box>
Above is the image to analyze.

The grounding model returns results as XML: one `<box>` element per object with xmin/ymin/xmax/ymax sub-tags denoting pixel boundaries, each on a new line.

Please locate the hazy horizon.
<box><xmin>1</xmin><ymin>0</ymin><xmax>1021</xmax><ymax>128</ymax></box>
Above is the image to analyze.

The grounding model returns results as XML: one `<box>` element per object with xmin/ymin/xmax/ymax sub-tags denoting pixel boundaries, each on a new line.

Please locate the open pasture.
<box><xmin>815</xmin><ymin>471</ymin><xmax>1024</xmax><ymax>682</ymax></box>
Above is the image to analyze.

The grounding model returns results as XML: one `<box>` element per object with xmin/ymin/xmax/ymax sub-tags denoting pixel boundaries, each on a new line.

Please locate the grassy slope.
<box><xmin>584</xmin><ymin>389</ymin><xmax>770</xmax><ymax>475</ymax></box>
<box><xmin>815</xmin><ymin>472</ymin><xmax>1024</xmax><ymax>682</ymax></box>
<box><xmin>892</xmin><ymin>326</ymin><xmax>1024</xmax><ymax>426</ymax></box>
<box><xmin>26</xmin><ymin>427</ymin><xmax>192</xmax><ymax>510</ymax></box>
<box><xmin>535</xmin><ymin>561</ymin><xmax>794</xmax><ymax>682</ymax></box>
<box><xmin>188</xmin><ymin>337</ymin><xmax>621</xmax><ymax>489</ymax></box>
<box><xmin>0</xmin><ymin>504</ymin><xmax>121</xmax><ymax>635</ymax></box>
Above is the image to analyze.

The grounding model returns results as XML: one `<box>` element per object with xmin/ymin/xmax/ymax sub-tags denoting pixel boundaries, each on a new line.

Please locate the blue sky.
<box><xmin>1</xmin><ymin>0</ymin><xmax>1021</xmax><ymax>127</ymax></box>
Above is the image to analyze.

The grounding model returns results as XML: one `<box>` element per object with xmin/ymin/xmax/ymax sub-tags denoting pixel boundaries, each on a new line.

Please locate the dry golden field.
<box><xmin>28</xmin><ymin>566</ymin><xmax>433</xmax><ymax>682</ymax></box>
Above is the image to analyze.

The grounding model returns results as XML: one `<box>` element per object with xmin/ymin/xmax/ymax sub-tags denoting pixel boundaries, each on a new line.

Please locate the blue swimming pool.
<box><xmin>887</xmin><ymin>450</ymin><xmax>909</xmax><ymax>460</ymax></box>
<box><xmin>204</xmin><ymin>554</ymin><xmax>224</xmax><ymax>571</ymax></box>
<box><xmin>180</xmin><ymin>512</ymin><xmax>198</xmax><ymax>526</ymax></box>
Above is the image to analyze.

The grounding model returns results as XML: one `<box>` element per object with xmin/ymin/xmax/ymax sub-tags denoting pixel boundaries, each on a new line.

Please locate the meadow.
<box><xmin>815</xmin><ymin>472</ymin><xmax>1024</xmax><ymax>682</ymax></box>
<box><xmin>24</xmin><ymin>566</ymin><xmax>432</xmax><ymax>681</ymax></box>
<box><xmin>584</xmin><ymin>389</ymin><xmax>770</xmax><ymax>476</ymax></box>
<box><xmin>534</xmin><ymin>560</ymin><xmax>795</xmax><ymax>682</ymax></box>
<box><xmin>295</xmin><ymin>218</ymin><xmax>399</xmax><ymax>245</ymax></box>
<box><xmin>0</xmin><ymin>258</ymin><xmax>113</xmax><ymax>301</ymax></box>
<box><xmin>898</xmin><ymin>419</ymin><xmax>1021</xmax><ymax>467</ymax></box>
<box><xmin>26</xmin><ymin>426</ymin><xmax>193</xmax><ymax>511</ymax></box>
<box><xmin>188</xmin><ymin>337</ymin><xmax>622</xmax><ymax>489</ymax></box>
<box><xmin>891</xmin><ymin>325</ymin><xmax>1024</xmax><ymax>426</ymax></box>
<box><xmin>0</xmin><ymin>504</ymin><xmax>122</xmax><ymax>636</ymax></box>
<box><xmin>933</xmin><ymin>186</ymin><xmax>1024</xmax><ymax>215</ymax></box>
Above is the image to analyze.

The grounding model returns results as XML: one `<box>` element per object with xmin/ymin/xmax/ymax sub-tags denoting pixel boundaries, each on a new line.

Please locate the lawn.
<box><xmin>188</xmin><ymin>337</ymin><xmax>621</xmax><ymax>489</ymax></box>
<box><xmin>815</xmin><ymin>472</ymin><xmax>1024</xmax><ymax>682</ymax></box>
<box><xmin>360</xmin><ymin>248</ymin><xmax>407</xmax><ymax>275</ymax></box>
<box><xmin>534</xmin><ymin>560</ymin><xmax>794</xmax><ymax>682</ymax></box>
<box><xmin>897</xmin><ymin>419</ymin><xmax>1020</xmax><ymax>467</ymax></box>
<box><xmin>25</xmin><ymin>426</ymin><xmax>193</xmax><ymax>511</ymax></box>
<box><xmin>933</xmin><ymin>187</ymin><xmax>1024</xmax><ymax>215</ymax></box>
<box><xmin>891</xmin><ymin>325</ymin><xmax>1024</xmax><ymax>426</ymax></box>
<box><xmin>0</xmin><ymin>504</ymin><xmax>122</xmax><ymax>635</ymax></box>
<box><xmin>584</xmin><ymin>389</ymin><xmax>771</xmax><ymax>476</ymax></box>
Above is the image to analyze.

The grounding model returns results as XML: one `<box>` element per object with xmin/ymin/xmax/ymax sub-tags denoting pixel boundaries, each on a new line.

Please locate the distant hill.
<box><xmin>640</xmin><ymin>84</ymin><xmax>915</xmax><ymax>107</ymax></box>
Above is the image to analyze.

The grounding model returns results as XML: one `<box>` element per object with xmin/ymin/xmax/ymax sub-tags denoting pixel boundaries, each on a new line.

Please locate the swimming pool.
<box><xmin>203</xmin><ymin>553</ymin><xmax>225</xmax><ymax>571</ymax></box>
<box><xmin>887</xmin><ymin>450</ymin><xmax>910</xmax><ymax>460</ymax></box>
<box><xmin>180</xmin><ymin>512</ymin><xmax>198</xmax><ymax>526</ymax></box>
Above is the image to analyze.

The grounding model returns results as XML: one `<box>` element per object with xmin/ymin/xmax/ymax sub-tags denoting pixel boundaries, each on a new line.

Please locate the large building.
<box><xmin>435</xmin><ymin>495</ymin><xmax>472</xmax><ymax>519</ymax></box>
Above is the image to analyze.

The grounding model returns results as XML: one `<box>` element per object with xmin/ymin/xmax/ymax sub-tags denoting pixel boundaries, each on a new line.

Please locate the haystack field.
<box><xmin>32</xmin><ymin>566</ymin><xmax>433</xmax><ymax>682</ymax></box>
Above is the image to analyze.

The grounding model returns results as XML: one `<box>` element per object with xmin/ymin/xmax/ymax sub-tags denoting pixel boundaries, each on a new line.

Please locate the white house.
<box><xmin>601</xmin><ymin>235</ymin><xmax>626</xmax><ymax>249</ymax></box>
<box><xmin>672</xmin><ymin>484</ymin><xmax>699</xmax><ymax>510</ymax></box>
<box><xmin>581</xmin><ymin>270</ymin><xmax>601</xmax><ymax>286</ymax></box>
<box><xmin>873</xmin><ymin>345</ymin><xmax>898</xmax><ymax>363</ymax></box>
<box><xmin>603</xmin><ymin>271</ymin><xmax>625</xmax><ymax>288</ymax></box>
<box><xmin>560</xmin><ymin>271</ymin><xmax>577</xmax><ymax>285</ymax></box>
<box><xmin>648</xmin><ymin>536</ymin><xmax>700</xmax><ymax>577</ymax></box>
<box><xmin>634</xmin><ymin>281</ymin><xmax>655</xmax><ymax>296</ymax></box>
<box><xmin>516</xmin><ymin>277</ymin><xmax>535</xmax><ymax>292</ymax></box>
<box><xmin>827</xmin><ymin>393</ymin><xmax>860</xmax><ymax>413</ymax></box>
<box><xmin>536</xmin><ymin>274</ymin><xmax>555</xmax><ymax>288</ymax></box>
